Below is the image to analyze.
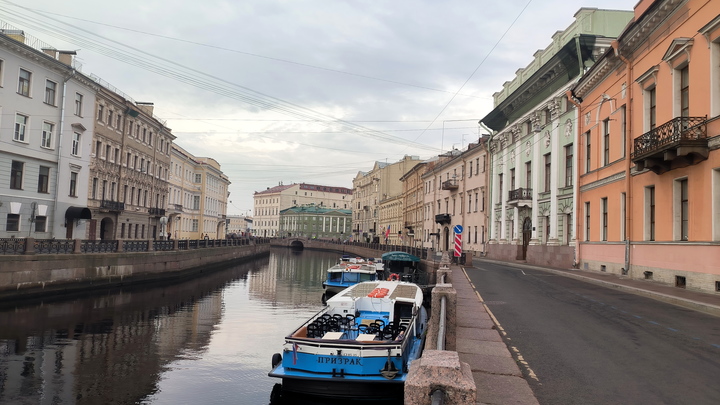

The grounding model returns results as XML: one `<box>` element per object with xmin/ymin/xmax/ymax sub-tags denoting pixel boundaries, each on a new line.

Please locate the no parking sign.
<box><xmin>453</xmin><ymin>225</ymin><xmax>463</xmax><ymax>257</ymax></box>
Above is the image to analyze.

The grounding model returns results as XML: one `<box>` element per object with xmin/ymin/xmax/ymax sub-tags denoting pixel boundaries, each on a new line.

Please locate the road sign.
<box><xmin>453</xmin><ymin>225</ymin><xmax>463</xmax><ymax>257</ymax></box>
<box><xmin>453</xmin><ymin>225</ymin><xmax>463</xmax><ymax>234</ymax></box>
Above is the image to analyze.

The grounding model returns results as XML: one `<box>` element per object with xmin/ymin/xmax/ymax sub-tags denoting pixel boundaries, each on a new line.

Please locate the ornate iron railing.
<box><xmin>34</xmin><ymin>238</ymin><xmax>74</xmax><ymax>254</ymax></box>
<box><xmin>632</xmin><ymin>116</ymin><xmax>707</xmax><ymax>158</ymax></box>
<box><xmin>441</xmin><ymin>180</ymin><xmax>458</xmax><ymax>190</ymax></box>
<box><xmin>81</xmin><ymin>240</ymin><xmax>118</xmax><ymax>253</ymax></box>
<box><xmin>153</xmin><ymin>240</ymin><xmax>174</xmax><ymax>251</ymax></box>
<box><xmin>149</xmin><ymin>207</ymin><xmax>166</xmax><ymax>216</ymax></box>
<box><xmin>508</xmin><ymin>187</ymin><xmax>532</xmax><ymax>201</ymax></box>
<box><xmin>123</xmin><ymin>240</ymin><xmax>148</xmax><ymax>252</ymax></box>
<box><xmin>1</xmin><ymin>238</ymin><xmax>26</xmax><ymax>255</ymax></box>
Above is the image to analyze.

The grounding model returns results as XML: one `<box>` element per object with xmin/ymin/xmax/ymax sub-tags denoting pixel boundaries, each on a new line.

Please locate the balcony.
<box><xmin>507</xmin><ymin>188</ymin><xmax>533</xmax><ymax>208</ymax></box>
<box><xmin>435</xmin><ymin>214</ymin><xmax>451</xmax><ymax>224</ymax></box>
<box><xmin>100</xmin><ymin>200</ymin><xmax>125</xmax><ymax>211</ymax></box>
<box><xmin>149</xmin><ymin>207</ymin><xmax>166</xmax><ymax>216</ymax></box>
<box><xmin>632</xmin><ymin>116</ymin><xmax>708</xmax><ymax>175</ymax></box>
<box><xmin>441</xmin><ymin>179</ymin><xmax>459</xmax><ymax>191</ymax></box>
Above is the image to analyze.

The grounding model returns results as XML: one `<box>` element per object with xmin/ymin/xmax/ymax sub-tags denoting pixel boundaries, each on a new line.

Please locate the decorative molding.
<box><xmin>579</xmin><ymin>171</ymin><xmax>626</xmax><ymax>192</ymax></box>
<box><xmin>564</xmin><ymin>119</ymin><xmax>573</xmax><ymax>138</ymax></box>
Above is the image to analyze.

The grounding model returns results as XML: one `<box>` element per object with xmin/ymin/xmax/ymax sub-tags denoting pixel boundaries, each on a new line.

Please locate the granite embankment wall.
<box><xmin>0</xmin><ymin>243</ymin><xmax>270</xmax><ymax>301</ymax></box>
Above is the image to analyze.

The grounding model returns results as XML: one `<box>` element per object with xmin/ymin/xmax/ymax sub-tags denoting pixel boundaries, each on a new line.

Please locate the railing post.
<box><xmin>24</xmin><ymin>237</ymin><xmax>36</xmax><ymax>255</ymax></box>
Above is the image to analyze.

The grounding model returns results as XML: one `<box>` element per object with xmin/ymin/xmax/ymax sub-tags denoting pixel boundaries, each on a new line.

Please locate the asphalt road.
<box><xmin>465</xmin><ymin>261</ymin><xmax>720</xmax><ymax>405</ymax></box>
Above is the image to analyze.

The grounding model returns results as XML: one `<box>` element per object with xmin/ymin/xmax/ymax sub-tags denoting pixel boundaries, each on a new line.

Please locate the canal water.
<box><xmin>0</xmin><ymin>248</ymin><xmax>402</xmax><ymax>405</ymax></box>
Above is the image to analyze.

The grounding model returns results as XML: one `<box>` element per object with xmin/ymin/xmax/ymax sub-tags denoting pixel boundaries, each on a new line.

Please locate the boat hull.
<box><xmin>271</xmin><ymin>370</ymin><xmax>404</xmax><ymax>399</ymax></box>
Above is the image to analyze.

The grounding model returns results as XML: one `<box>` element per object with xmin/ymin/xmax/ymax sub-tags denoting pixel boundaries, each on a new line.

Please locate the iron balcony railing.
<box><xmin>632</xmin><ymin>116</ymin><xmax>707</xmax><ymax>159</ymax></box>
<box><xmin>149</xmin><ymin>207</ymin><xmax>166</xmax><ymax>216</ymax></box>
<box><xmin>441</xmin><ymin>179</ymin><xmax>458</xmax><ymax>190</ymax></box>
<box><xmin>508</xmin><ymin>187</ymin><xmax>532</xmax><ymax>201</ymax></box>
<box><xmin>100</xmin><ymin>200</ymin><xmax>125</xmax><ymax>211</ymax></box>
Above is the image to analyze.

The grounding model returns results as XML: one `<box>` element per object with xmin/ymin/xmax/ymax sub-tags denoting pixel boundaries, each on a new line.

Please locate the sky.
<box><xmin>2</xmin><ymin>0</ymin><xmax>637</xmax><ymax>215</ymax></box>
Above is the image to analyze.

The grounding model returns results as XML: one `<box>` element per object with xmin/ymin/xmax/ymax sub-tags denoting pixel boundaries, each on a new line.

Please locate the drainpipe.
<box><xmin>55</xmin><ymin>68</ymin><xmax>75</xmax><ymax>236</ymax></box>
<box><xmin>612</xmin><ymin>40</ymin><xmax>633</xmax><ymax>276</ymax></box>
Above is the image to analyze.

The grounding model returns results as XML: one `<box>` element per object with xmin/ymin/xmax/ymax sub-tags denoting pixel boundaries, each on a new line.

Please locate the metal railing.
<box><xmin>632</xmin><ymin>116</ymin><xmax>707</xmax><ymax>158</ymax></box>
<box><xmin>508</xmin><ymin>187</ymin><xmax>532</xmax><ymax>201</ymax></box>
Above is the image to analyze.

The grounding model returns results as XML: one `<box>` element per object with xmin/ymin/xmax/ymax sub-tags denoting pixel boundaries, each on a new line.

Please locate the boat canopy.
<box><xmin>381</xmin><ymin>251</ymin><xmax>420</xmax><ymax>262</ymax></box>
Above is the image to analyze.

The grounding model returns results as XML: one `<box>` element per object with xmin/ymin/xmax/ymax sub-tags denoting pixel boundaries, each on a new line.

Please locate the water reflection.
<box><xmin>0</xmin><ymin>248</ymin><xmax>384</xmax><ymax>405</ymax></box>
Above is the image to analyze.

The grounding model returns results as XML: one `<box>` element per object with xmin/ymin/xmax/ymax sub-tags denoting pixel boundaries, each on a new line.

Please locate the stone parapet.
<box><xmin>405</xmin><ymin>350</ymin><xmax>475</xmax><ymax>405</ymax></box>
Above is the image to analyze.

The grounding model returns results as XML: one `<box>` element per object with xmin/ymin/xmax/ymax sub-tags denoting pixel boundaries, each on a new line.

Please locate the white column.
<box><xmin>548</xmin><ymin>118</ymin><xmax>561</xmax><ymax>245</ymax></box>
<box><xmin>531</xmin><ymin>127</ymin><xmax>541</xmax><ymax>245</ymax></box>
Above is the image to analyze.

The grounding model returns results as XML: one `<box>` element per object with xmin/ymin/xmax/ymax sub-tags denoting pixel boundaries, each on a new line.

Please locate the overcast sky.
<box><xmin>3</xmin><ymin>0</ymin><xmax>636</xmax><ymax>215</ymax></box>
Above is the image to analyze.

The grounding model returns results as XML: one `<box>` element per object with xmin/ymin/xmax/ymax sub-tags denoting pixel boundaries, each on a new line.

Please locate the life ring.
<box><xmin>387</xmin><ymin>273</ymin><xmax>400</xmax><ymax>281</ymax></box>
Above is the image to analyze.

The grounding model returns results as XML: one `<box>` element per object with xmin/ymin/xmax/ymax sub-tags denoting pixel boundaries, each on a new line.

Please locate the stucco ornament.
<box><xmin>565</xmin><ymin>119</ymin><xmax>573</xmax><ymax>138</ymax></box>
<box><xmin>585</xmin><ymin>112</ymin><xmax>591</xmax><ymax>126</ymax></box>
<box><xmin>544</xmin><ymin>131</ymin><xmax>551</xmax><ymax>148</ymax></box>
<box><xmin>621</xmin><ymin>82</ymin><xmax>627</xmax><ymax>99</ymax></box>
<box><xmin>526</xmin><ymin>140</ymin><xmax>532</xmax><ymax>156</ymax></box>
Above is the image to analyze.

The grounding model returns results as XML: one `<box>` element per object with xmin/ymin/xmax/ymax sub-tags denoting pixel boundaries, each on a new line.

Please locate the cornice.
<box><xmin>579</xmin><ymin>171</ymin><xmax>626</xmax><ymax>193</ymax></box>
<box><xmin>617</xmin><ymin>0</ymin><xmax>687</xmax><ymax>57</ymax></box>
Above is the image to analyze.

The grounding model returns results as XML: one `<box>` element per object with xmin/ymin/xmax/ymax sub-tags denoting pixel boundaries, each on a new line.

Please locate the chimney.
<box><xmin>58</xmin><ymin>50</ymin><xmax>76</xmax><ymax>66</ymax></box>
<box><xmin>1</xmin><ymin>29</ymin><xmax>25</xmax><ymax>44</ymax></box>
<box><xmin>42</xmin><ymin>48</ymin><xmax>58</xmax><ymax>58</ymax></box>
<box><xmin>136</xmin><ymin>102</ymin><xmax>154</xmax><ymax>115</ymax></box>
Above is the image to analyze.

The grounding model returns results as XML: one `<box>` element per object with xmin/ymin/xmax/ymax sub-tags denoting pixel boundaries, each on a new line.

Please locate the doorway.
<box><xmin>521</xmin><ymin>217</ymin><xmax>532</xmax><ymax>260</ymax></box>
<box><xmin>443</xmin><ymin>227</ymin><xmax>450</xmax><ymax>252</ymax></box>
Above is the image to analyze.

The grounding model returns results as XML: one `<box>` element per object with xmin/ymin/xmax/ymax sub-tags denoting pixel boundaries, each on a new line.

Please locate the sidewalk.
<box><xmin>451</xmin><ymin>259</ymin><xmax>720</xmax><ymax>404</ymax></box>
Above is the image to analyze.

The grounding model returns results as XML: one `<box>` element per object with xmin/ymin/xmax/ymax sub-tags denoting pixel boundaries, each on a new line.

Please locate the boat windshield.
<box><xmin>343</xmin><ymin>272</ymin><xmax>375</xmax><ymax>283</ymax></box>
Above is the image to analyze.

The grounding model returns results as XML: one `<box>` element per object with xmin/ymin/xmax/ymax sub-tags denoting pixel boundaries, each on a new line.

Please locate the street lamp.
<box><xmin>159</xmin><ymin>216</ymin><xmax>168</xmax><ymax>240</ymax></box>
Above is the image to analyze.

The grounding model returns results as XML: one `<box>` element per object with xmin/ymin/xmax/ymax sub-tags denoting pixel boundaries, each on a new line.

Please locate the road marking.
<box><xmin>462</xmin><ymin>267</ymin><xmax>540</xmax><ymax>384</ymax></box>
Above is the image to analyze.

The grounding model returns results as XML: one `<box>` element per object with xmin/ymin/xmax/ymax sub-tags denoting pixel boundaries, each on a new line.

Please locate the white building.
<box><xmin>253</xmin><ymin>183</ymin><xmax>352</xmax><ymax>238</ymax></box>
<box><xmin>0</xmin><ymin>29</ymin><xmax>96</xmax><ymax>239</ymax></box>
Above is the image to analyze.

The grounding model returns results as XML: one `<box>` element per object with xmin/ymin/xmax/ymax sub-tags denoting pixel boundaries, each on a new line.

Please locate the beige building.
<box><xmin>379</xmin><ymin>194</ymin><xmax>403</xmax><ymax>245</ymax></box>
<box><xmin>168</xmin><ymin>144</ymin><xmax>230</xmax><ymax>239</ymax></box>
<box><xmin>422</xmin><ymin>138</ymin><xmax>490</xmax><ymax>258</ymax></box>
<box><xmin>226</xmin><ymin>214</ymin><xmax>252</xmax><ymax>237</ymax></box>
<box><xmin>253</xmin><ymin>183</ymin><xmax>352</xmax><ymax>238</ymax></box>
<box><xmin>88</xmin><ymin>80</ymin><xmax>174</xmax><ymax>240</ymax></box>
<box><xmin>352</xmin><ymin>156</ymin><xmax>421</xmax><ymax>243</ymax></box>
<box><xmin>399</xmin><ymin>161</ymin><xmax>428</xmax><ymax>248</ymax></box>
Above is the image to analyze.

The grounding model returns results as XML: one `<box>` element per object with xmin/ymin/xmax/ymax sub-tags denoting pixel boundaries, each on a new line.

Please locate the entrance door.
<box><xmin>89</xmin><ymin>219</ymin><xmax>97</xmax><ymax>240</ymax></box>
<box><xmin>521</xmin><ymin>217</ymin><xmax>532</xmax><ymax>260</ymax></box>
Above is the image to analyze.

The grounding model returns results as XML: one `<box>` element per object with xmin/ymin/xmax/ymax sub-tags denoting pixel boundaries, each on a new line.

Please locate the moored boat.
<box><xmin>321</xmin><ymin>256</ymin><xmax>384</xmax><ymax>294</ymax></box>
<box><xmin>269</xmin><ymin>280</ymin><xmax>428</xmax><ymax>400</ymax></box>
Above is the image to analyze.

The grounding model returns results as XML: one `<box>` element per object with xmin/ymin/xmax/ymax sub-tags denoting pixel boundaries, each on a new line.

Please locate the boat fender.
<box><xmin>271</xmin><ymin>353</ymin><xmax>282</xmax><ymax>368</ymax></box>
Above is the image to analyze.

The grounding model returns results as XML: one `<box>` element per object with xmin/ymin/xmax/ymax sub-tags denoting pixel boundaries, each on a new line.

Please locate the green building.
<box><xmin>279</xmin><ymin>205</ymin><xmax>352</xmax><ymax>240</ymax></box>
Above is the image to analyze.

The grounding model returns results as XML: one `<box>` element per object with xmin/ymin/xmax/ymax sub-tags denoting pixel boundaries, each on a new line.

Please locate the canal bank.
<box><xmin>0</xmin><ymin>239</ymin><xmax>270</xmax><ymax>301</ymax></box>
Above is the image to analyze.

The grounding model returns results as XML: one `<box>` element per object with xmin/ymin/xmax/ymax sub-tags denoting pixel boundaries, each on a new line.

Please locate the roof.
<box><xmin>381</xmin><ymin>251</ymin><xmax>420</xmax><ymax>262</ymax></box>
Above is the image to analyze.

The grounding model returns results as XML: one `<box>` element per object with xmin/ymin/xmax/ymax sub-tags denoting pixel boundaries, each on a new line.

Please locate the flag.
<box><xmin>384</xmin><ymin>225</ymin><xmax>391</xmax><ymax>240</ymax></box>
<box><xmin>292</xmin><ymin>343</ymin><xmax>298</xmax><ymax>365</ymax></box>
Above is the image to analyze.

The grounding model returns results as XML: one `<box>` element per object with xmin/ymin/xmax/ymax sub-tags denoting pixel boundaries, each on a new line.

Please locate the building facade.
<box><xmin>421</xmin><ymin>138</ymin><xmax>490</xmax><ymax>258</ymax></box>
<box><xmin>168</xmin><ymin>144</ymin><xmax>230</xmax><ymax>240</ymax></box>
<box><xmin>278</xmin><ymin>205</ymin><xmax>351</xmax><ymax>240</ymax></box>
<box><xmin>226</xmin><ymin>214</ymin><xmax>252</xmax><ymax>237</ymax></box>
<box><xmin>399</xmin><ymin>161</ymin><xmax>428</xmax><ymax>248</ymax></box>
<box><xmin>0</xmin><ymin>29</ymin><xmax>97</xmax><ymax>239</ymax></box>
<box><xmin>481</xmin><ymin>8</ymin><xmax>633</xmax><ymax>268</ymax></box>
<box><xmin>254</xmin><ymin>183</ymin><xmax>352</xmax><ymax>238</ymax></box>
<box><xmin>88</xmin><ymin>83</ymin><xmax>175</xmax><ymax>241</ymax></box>
<box><xmin>573</xmin><ymin>0</ymin><xmax>720</xmax><ymax>293</ymax></box>
<box><xmin>352</xmin><ymin>156</ymin><xmax>421</xmax><ymax>243</ymax></box>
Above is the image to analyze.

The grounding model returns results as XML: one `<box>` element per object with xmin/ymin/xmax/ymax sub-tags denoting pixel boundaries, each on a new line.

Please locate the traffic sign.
<box><xmin>453</xmin><ymin>225</ymin><xmax>463</xmax><ymax>234</ymax></box>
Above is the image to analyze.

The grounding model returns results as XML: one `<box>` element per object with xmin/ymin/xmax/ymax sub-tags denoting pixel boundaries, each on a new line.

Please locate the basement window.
<box><xmin>715</xmin><ymin>281</ymin><xmax>720</xmax><ymax>292</ymax></box>
<box><xmin>675</xmin><ymin>276</ymin><xmax>686</xmax><ymax>288</ymax></box>
<box><xmin>644</xmin><ymin>271</ymin><xmax>653</xmax><ymax>280</ymax></box>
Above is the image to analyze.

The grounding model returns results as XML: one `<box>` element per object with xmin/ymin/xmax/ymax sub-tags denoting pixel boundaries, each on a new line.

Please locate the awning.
<box><xmin>382</xmin><ymin>251</ymin><xmax>420</xmax><ymax>262</ymax></box>
<box><xmin>65</xmin><ymin>206</ymin><xmax>92</xmax><ymax>220</ymax></box>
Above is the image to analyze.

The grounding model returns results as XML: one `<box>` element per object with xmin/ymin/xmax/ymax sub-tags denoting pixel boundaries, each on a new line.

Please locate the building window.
<box><xmin>603</xmin><ymin>118</ymin><xmax>610</xmax><ymax>166</ymax></box>
<box><xmin>71</xmin><ymin>132</ymin><xmax>81</xmax><ymax>156</ymax></box>
<box><xmin>498</xmin><ymin>174</ymin><xmax>503</xmax><ymax>203</ymax></box>
<box><xmin>649</xmin><ymin>87</ymin><xmax>656</xmax><ymax>130</ymax></box>
<box><xmin>645</xmin><ymin>186</ymin><xmax>655</xmax><ymax>241</ymax></box>
<box><xmin>585</xmin><ymin>201</ymin><xmax>591</xmax><ymax>242</ymax></box>
<box><xmin>69</xmin><ymin>172</ymin><xmax>78</xmax><ymax>197</ymax></box>
<box><xmin>18</xmin><ymin>68</ymin><xmax>31</xmax><ymax>96</ymax></box>
<box><xmin>585</xmin><ymin>131</ymin><xmax>591</xmax><ymax>173</ymax></box>
<box><xmin>601</xmin><ymin>197</ymin><xmax>608</xmax><ymax>241</ymax></box>
<box><xmin>38</xmin><ymin>166</ymin><xmax>49</xmax><ymax>193</ymax></box>
<box><xmin>620</xmin><ymin>105</ymin><xmax>627</xmax><ymax>157</ymax></box>
<box><xmin>10</xmin><ymin>160</ymin><xmax>23</xmax><ymax>190</ymax></box>
<box><xmin>195</xmin><ymin>174</ymin><xmax>202</xmax><ymax>183</ymax></box>
<box><xmin>6</xmin><ymin>214</ymin><xmax>19</xmax><ymax>232</ymax></box>
<box><xmin>620</xmin><ymin>192</ymin><xmax>626</xmax><ymax>241</ymax></box>
<box><xmin>680</xmin><ymin>65</ymin><xmax>689</xmax><ymax>117</ymax></box>
<box><xmin>34</xmin><ymin>216</ymin><xmax>47</xmax><ymax>232</ymax></box>
<box><xmin>44</xmin><ymin>79</ymin><xmax>57</xmax><ymax>105</ymax></box>
<box><xmin>14</xmin><ymin>113</ymin><xmax>28</xmax><ymax>142</ymax></box>
<box><xmin>41</xmin><ymin>122</ymin><xmax>53</xmax><ymax>148</ymax></box>
<box><xmin>544</xmin><ymin>153</ymin><xmax>551</xmax><ymax>192</ymax></box>
<box><xmin>678</xmin><ymin>179</ymin><xmax>688</xmax><ymax>241</ymax></box>
<box><xmin>565</xmin><ymin>144</ymin><xmax>573</xmax><ymax>187</ymax></box>
<box><xmin>510</xmin><ymin>168</ymin><xmax>516</xmax><ymax>191</ymax></box>
<box><xmin>97</xmin><ymin>104</ymin><xmax>104</xmax><ymax>122</ymax></box>
<box><xmin>74</xmin><ymin>93</ymin><xmax>83</xmax><ymax>116</ymax></box>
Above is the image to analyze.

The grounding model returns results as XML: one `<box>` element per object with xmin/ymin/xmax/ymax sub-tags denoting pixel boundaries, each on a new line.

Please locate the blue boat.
<box><xmin>321</xmin><ymin>256</ymin><xmax>384</xmax><ymax>294</ymax></box>
<box><xmin>269</xmin><ymin>280</ymin><xmax>428</xmax><ymax>400</ymax></box>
